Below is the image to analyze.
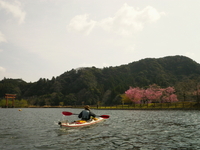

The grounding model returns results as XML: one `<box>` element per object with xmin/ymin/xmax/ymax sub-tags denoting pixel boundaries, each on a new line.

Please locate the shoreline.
<box><xmin>1</xmin><ymin>106</ymin><xmax>200</xmax><ymax>110</ymax></box>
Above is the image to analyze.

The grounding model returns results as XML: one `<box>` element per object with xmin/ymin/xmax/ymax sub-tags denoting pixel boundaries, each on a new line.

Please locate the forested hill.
<box><xmin>1</xmin><ymin>55</ymin><xmax>200</xmax><ymax>106</ymax></box>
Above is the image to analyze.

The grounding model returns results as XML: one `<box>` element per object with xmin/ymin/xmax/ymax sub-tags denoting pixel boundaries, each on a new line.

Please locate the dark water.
<box><xmin>0</xmin><ymin>108</ymin><xmax>200</xmax><ymax>150</ymax></box>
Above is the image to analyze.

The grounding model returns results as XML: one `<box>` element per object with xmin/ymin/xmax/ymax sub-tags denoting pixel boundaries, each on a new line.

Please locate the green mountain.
<box><xmin>1</xmin><ymin>55</ymin><xmax>200</xmax><ymax>106</ymax></box>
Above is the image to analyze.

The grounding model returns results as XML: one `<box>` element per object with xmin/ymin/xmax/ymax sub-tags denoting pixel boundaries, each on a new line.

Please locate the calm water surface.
<box><xmin>0</xmin><ymin>108</ymin><xmax>200</xmax><ymax>150</ymax></box>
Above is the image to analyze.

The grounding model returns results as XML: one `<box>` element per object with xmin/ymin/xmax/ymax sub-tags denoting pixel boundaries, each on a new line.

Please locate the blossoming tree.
<box><xmin>125</xmin><ymin>84</ymin><xmax>178</xmax><ymax>105</ymax></box>
<box><xmin>162</xmin><ymin>86</ymin><xmax>178</xmax><ymax>103</ymax></box>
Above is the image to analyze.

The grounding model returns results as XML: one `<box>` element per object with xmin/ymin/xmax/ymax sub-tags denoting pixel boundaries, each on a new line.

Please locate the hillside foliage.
<box><xmin>1</xmin><ymin>55</ymin><xmax>200</xmax><ymax>107</ymax></box>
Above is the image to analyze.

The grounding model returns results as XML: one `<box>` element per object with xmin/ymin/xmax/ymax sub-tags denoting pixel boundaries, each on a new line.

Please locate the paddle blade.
<box><xmin>100</xmin><ymin>115</ymin><xmax>110</xmax><ymax>119</ymax></box>
<box><xmin>62</xmin><ymin>111</ymin><xmax>73</xmax><ymax>116</ymax></box>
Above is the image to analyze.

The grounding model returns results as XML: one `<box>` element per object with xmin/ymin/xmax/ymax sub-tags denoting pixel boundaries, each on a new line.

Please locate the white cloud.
<box><xmin>0</xmin><ymin>0</ymin><xmax>26</xmax><ymax>24</ymax></box>
<box><xmin>0</xmin><ymin>31</ymin><xmax>7</xmax><ymax>43</ymax></box>
<box><xmin>99</xmin><ymin>3</ymin><xmax>165</xmax><ymax>36</ymax></box>
<box><xmin>0</xmin><ymin>66</ymin><xmax>6</xmax><ymax>73</ymax></box>
<box><xmin>67</xmin><ymin>14</ymin><xmax>96</xmax><ymax>35</ymax></box>
<box><xmin>67</xmin><ymin>3</ymin><xmax>165</xmax><ymax>36</ymax></box>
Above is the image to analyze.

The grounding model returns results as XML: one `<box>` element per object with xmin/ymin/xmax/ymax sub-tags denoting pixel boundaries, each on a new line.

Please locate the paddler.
<box><xmin>78</xmin><ymin>105</ymin><xmax>96</xmax><ymax>121</ymax></box>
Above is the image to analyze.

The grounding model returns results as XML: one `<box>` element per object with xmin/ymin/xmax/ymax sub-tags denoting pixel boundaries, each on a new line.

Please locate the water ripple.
<box><xmin>1</xmin><ymin>109</ymin><xmax>200</xmax><ymax>149</ymax></box>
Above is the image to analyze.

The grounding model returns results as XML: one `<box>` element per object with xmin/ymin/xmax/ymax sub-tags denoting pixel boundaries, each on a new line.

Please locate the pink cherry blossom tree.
<box><xmin>125</xmin><ymin>84</ymin><xmax>179</xmax><ymax>106</ymax></box>
<box><xmin>162</xmin><ymin>86</ymin><xmax>178</xmax><ymax>103</ymax></box>
<box><xmin>145</xmin><ymin>84</ymin><xmax>163</xmax><ymax>103</ymax></box>
<box><xmin>125</xmin><ymin>87</ymin><xmax>143</xmax><ymax>104</ymax></box>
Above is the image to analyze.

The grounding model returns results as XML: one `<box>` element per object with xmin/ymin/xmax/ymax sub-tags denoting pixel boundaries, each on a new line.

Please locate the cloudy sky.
<box><xmin>0</xmin><ymin>0</ymin><xmax>200</xmax><ymax>82</ymax></box>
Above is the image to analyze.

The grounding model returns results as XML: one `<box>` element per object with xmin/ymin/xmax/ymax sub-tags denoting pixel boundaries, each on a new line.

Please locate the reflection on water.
<box><xmin>0</xmin><ymin>108</ymin><xmax>200</xmax><ymax>149</ymax></box>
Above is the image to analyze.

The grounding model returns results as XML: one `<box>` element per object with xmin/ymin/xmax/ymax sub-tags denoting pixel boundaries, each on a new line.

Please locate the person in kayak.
<box><xmin>78</xmin><ymin>105</ymin><xmax>96</xmax><ymax>121</ymax></box>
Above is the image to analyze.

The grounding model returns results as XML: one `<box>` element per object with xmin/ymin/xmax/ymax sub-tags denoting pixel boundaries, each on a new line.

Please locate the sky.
<box><xmin>0</xmin><ymin>0</ymin><xmax>200</xmax><ymax>82</ymax></box>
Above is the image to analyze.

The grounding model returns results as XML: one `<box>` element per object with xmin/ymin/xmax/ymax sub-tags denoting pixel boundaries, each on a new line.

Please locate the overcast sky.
<box><xmin>0</xmin><ymin>0</ymin><xmax>200</xmax><ymax>82</ymax></box>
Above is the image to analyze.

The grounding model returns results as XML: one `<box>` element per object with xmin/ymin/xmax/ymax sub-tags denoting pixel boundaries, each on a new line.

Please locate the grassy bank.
<box><xmin>1</xmin><ymin>102</ymin><xmax>200</xmax><ymax>110</ymax></box>
<box><xmin>86</xmin><ymin>102</ymin><xmax>199</xmax><ymax>110</ymax></box>
<box><xmin>28</xmin><ymin>102</ymin><xmax>200</xmax><ymax>110</ymax></box>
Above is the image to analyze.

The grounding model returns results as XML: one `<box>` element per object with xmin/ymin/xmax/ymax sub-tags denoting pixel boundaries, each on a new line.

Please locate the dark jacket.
<box><xmin>78</xmin><ymin>109</ymin><xmax>96</xmax><ymax>120</ymax></box>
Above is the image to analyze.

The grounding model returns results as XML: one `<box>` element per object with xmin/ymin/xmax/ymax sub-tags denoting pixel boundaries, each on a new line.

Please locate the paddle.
<box><xmin>62</xmin><ymin>111</ymin><xmax>110</xmax><ymax>119</ymax></box>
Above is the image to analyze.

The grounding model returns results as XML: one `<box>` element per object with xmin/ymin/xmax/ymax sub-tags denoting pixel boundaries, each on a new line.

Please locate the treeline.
<box><xmin>1</xmin><ymin>55</ymin><xmax>200</xmax><ymax>107</ymax></box>
<box><xmin>0</xmin><ymin>99</ymin><xmax>28</xmax><ymax>108</ymax></box>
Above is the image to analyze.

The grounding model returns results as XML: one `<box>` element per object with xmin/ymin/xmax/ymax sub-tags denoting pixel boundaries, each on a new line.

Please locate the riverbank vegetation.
<box><xmin>0</xmin><ymin>101</ymin><xmax>198</xmax><ymax>110</ymax></box>
<box><xmin>1</xmin><ymin>56</ymin><xmax>200</xmax><ymax>109</ymax></box>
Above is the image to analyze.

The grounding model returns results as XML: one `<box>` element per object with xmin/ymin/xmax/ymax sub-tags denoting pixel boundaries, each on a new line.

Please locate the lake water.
<box><xmin>0</xmin><ymin>108</ymin><xmax>200</xmax><ymax>150</ymax></box>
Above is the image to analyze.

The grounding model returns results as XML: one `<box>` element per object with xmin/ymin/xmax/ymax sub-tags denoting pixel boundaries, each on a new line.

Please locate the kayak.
<box><xmin>58</xmin><ymin>117</ymin><xmax>104</xmax><ymax>128</ymax></box>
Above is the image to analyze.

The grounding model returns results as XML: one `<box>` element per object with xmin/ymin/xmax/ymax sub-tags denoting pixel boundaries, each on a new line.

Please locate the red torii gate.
<box><xmin>5</xmin><ymin>94</ymin><xmax>16</xmax><ymax>108</ymax></box>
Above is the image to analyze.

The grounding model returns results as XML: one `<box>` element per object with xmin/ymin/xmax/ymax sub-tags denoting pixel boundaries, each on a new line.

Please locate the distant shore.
<box><xmin>1</xmin><ymin>105</ymin><xmax>200</xmax><ymax>110</ymax></box>
<box><xmin>1</xmin><ymin>101</ymin><xmax>200</xmax><ymax>110</ymax></box>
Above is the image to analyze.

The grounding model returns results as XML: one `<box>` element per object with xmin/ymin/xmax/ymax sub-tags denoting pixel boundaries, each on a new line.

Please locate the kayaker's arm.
<box><xmin>62</xmin><ymin>111</ymin><xmax>110</xmax><ymax>119</ymax></box>
<box><xmin>89</xmin><ymin>111</ymin><xmax>96</xmax><ymax>118</ymax></box>
<box><xmin>78</xmin><ymin>111</ymin><xmax>82</xmax><ymax>118</ymax></box>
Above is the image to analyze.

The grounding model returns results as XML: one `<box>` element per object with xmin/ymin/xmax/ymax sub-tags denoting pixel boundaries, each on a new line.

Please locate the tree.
<box><xmin>145</xmin><ymin>84</ymin><xmax>163</xmax><ymax>103</ymax></box>
<box><xmin>125</xmin><ymin>85</ymin><xmax>178</xmax><ymax>106</ymax></box>
<box><xmin>102</xmin><ymin>90</ymin><xmax>112</xmax><ymax>105</ymax></box>
<box><xmin>125</xmin><ymin>87</ymin><xmax>143</xmax><ymax>104</ymax></box>
<box><xmin>15</xmin><ymin>99</ymin><xmax>28</xmax><ymax>107</ymax></box>
<box><xmin>162</xmin><ymin>87</ymin><xmax>178</xmax><ymax>103</ymax></box>
<box><xmin>121</xmin><ymin>94</ymin><xmax>132</xmax><ymax>104</ymax></box>
<box><xmin>175</xmin><ymin>78</ymin><xmax>193</xmax><ymax>102</ymax></box>
<box><xmin>63</xmin><ymin>93</ymin><xmax>77</xmax><ymax>105</ymax></box>
<box><xmin>192</xmin><ymin>78</ymin><xmax>200</xmax><ymax>105</ymax></box>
